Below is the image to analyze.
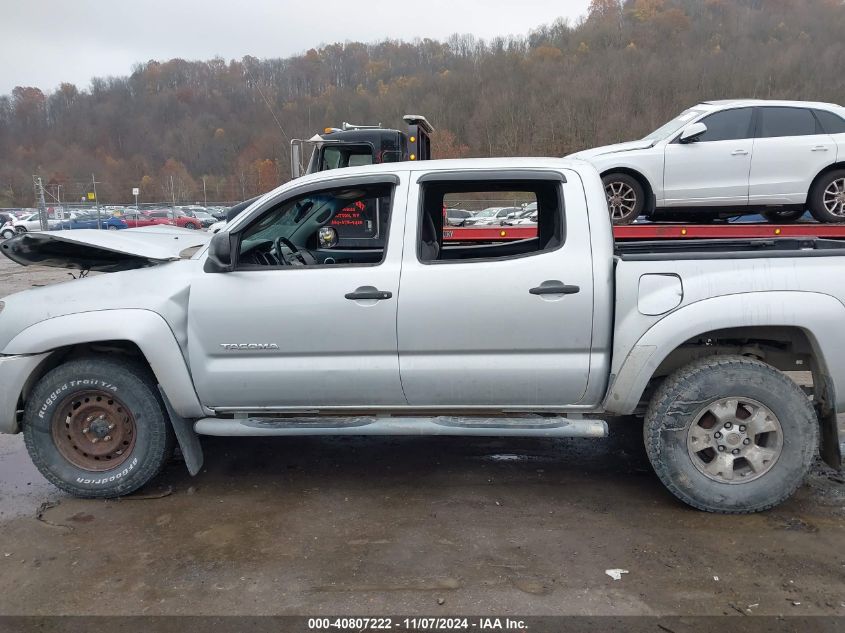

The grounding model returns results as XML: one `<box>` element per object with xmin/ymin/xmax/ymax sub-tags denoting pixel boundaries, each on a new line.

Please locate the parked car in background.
<box><xmin>120</xmin><ymin>210</ymin><xmax>174</xmax><ymax>228</ymax></box>
<box><xmin>503</xmin><ymin>203</ymin><xmax>538</xmax><ymax>225</ymax></box>
<box><xmin>463</xmin><ymin>206</ymin><xmax>522</xmax><ymax>226</ymax></box>
<box><xmin>189</xmin><ymin>210</ymin><xmax>217</xmax><ymax>228</ymax></box>
<box><xmin>53</xmin><ymin>213</ymin><xmax>128</xmax><ymax>231</ymax></box>
<box><xmin>144</xmin><ymin>209</ymin><xmax>203</xmax><ymax>229</ymax></box>
<box><xmin>1</xmin><ymin>212</ymin><xmax>79</xmax><ymax>238</ymax></box>
<box><xmin>445</xmin><ymin>208</ymin><xmax>473</xmax><ymax>226</ymax></box>
<box><xmin>570</xmin><ymin>99</ymin><xmax>845</xmax><ymax>224</ymax></box>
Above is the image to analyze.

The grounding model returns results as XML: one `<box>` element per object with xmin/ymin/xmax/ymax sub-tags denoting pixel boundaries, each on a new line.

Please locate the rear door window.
<box><xmin>758</xmin><ymin>107</ymin><xmax>818</xmax><ymax>138</ymax></box>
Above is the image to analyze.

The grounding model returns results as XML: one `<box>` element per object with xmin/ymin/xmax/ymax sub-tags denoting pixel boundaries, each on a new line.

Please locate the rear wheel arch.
<box><xmin>808</xmin><ymin>161</ymin><xmax>845</xmax><ymax>201</ymax></box>
<box><xmin>605</xmin><ymin>293</ymin><xmax>845</xmax><ymax>468</ymax></box>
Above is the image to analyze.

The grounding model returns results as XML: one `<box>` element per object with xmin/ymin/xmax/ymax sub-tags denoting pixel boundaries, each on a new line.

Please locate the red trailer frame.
<box><xmin>443</xmin><ymin>223</ymin><xmax>845</xmax><ymax>242</ymax></box>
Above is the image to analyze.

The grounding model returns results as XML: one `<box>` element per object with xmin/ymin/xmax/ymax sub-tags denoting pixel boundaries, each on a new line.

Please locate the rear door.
<box><xmin>663</xmin><ymin>107</ymin><xmax>754</xmax><ymax>207</ymax></box>
<box><xmin>397</xmin><ymin>170</ymin><xmax>594</xmax><ymax>407</ymax></box>
<box><xmin>748</xmin><ymin>106</ymin><xmax>836</xmax><ymax>205</ymax></box>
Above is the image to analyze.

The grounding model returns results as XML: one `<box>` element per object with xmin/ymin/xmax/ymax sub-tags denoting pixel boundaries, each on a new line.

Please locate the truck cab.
<box><xmin>291</xmin><ymin>115</ymin><xmax>433</xmax><ymax>179</ymax></box>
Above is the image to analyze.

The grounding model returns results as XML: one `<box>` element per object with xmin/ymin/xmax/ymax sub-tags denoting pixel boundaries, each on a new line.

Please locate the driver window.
<box><xmin>237</xmin><ymin>183</ymin><xmax>393</xmax><ymax>269</ymax></box>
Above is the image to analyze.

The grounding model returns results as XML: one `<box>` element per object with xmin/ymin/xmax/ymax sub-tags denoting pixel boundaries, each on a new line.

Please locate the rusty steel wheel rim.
<box><xmin>686</xmin><ymin>397</ymin><xmax>783</xmax><ymax>484</ymax></box>
<box><xmin>51</xmin><ymin>390</ymin><xmax>137</xmax><ymax>472</ymax></box>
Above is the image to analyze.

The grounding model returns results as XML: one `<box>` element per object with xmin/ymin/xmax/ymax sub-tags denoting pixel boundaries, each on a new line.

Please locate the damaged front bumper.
<box><xmin>0</xmin><ymin>353</ymin><xmax>51</xmax><ymax>433</ymax></box>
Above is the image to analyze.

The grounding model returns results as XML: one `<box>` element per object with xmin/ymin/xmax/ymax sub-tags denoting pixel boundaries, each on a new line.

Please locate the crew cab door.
<box><xmin>748</xmin><ymin>106</ymin><xmax>836</xmax><ymax>205</ymax></box>
<box><xmin>397</xmin><ymin>170</ymin><xmax>594</xmax><ymax>407</ymax></box>
<box><xmin>187</xmin><ymin>174</ymin><xmax>409</xmax><ymax>410</ymax></box>
<box><xmin>663</xmin><ymin>107</ymin><xmax>754</xmax><ymax>207</ymax></box>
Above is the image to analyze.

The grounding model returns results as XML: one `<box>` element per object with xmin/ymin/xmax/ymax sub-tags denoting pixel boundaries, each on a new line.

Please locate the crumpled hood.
<box><xmin>568</xmin><ymin>139</ymin><xmax>656</xmax><ymax>160</ymax></box>
<box><xmin>0</xmin><ymin>226</ymin><xmax>211</xmax><ymax>272</ymax></box>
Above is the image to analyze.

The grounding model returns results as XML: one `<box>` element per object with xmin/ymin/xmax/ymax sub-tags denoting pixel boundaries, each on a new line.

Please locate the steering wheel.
<box><xmin>273</xmin><ymin>236</ymin><xmax>315</xmax><ymax>266</ymax></box>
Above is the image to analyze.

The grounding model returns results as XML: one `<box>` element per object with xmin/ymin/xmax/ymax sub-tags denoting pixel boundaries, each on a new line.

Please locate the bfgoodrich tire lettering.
<box><xmin>644</xmin><ymin>355</ymin><xmax>817</xmax><ymax>513</ymax></box>
<box><xmin>23</xmin><ymin>357</ymin><xmax>174</xmax><ymax>498</ymax></box>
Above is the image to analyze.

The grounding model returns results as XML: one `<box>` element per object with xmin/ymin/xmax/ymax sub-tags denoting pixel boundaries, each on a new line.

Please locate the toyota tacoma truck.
<box><xmin>0</xmin><ymin>158</ymin><xmax>842</xmax><ymax>513</ymax></box>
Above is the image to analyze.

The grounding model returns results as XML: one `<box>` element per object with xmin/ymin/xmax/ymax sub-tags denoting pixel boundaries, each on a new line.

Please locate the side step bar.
<box><xmin>194</xmin><ymin>416</ymin><xmax>608</xmax><ymax>438</ymax></box>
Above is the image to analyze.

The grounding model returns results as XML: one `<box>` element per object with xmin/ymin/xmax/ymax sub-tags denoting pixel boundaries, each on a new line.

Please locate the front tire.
<box><xmin>23</xmin><ymin>357</ymin><xmax>175</xmax><ymax>498</ymax></box>
<box><xmin>107</xmin><ymin>225</ymin><xmax>119</xmax><ymax>230</ymax></box>
<box><xmin>1</xmin><ymin>228</ymin><xmax>15</xmax><ymax>239</ymax></box>
<box><xmin>184</xmin><ymin>222</ymin><xmax>197</xmax><ymax>230</ymax></box>
<box><xmin>644</xmin><ymin>355</ymin><xmax>817</xmax><ymax>513</ymax></box>
<box><xmin>602</xmin><ymin>173</ymin><xmax>645</xmax><ymax>225</ymax></box>
<box><xmin>808</xmin><ymin>169</ymin><xmax>845</xmax><ymax>223</ymax></box>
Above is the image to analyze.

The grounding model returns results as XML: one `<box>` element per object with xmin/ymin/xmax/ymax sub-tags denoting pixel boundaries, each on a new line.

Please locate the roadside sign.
<box><xmin>132</xmin><ymin>187</ymin><xmax>139</xmax><ymax>196</ymax></box>
<box><xmin>87</xmin><ymin>192</ymin><xmax>96</xmax><ymax>200</ymax></box>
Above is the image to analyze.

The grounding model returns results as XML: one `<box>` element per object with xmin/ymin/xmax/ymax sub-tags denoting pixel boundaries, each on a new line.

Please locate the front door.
<box><xmin>397</xmin><ymin>171</ymin><xmax>594</xmax><ymax>407</ymax></box>
<box><xmin>187</xmin><ymin>175</ymin><xmax>408</xmax><ymax>410</ymax></box>
<box><xmin>663</xmin><ymin>107</ymin><xmax>755</xmax><ymax>207</ymax></box>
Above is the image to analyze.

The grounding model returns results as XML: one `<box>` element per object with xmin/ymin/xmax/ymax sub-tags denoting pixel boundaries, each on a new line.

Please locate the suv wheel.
<box><xmin>23</xmin><ymin>356</ymin><xmax>175</xmax><ymax>498</ymax></box>
<box><xmin>645</xmin><ymin>355</ymin><xmax>817</xmax><ymax>513</ymax></box>
<box><xmin>602</xmin><ymin>173</ymin><xmax>645</xmax><ymax>225</ymax></box>
<box><xmin>808</xmin><ymin>169</ymin><xmax>845</xmax><ymax>223</ymax></box>
<box><xmin>1</xmin><ymin>228</ymin><xmax>15</xmax><ymax>239</ymax></box>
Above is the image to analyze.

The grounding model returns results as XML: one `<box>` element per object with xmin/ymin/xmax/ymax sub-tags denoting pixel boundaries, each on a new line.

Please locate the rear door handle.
<box><xmin>529</xmin><ymin>282</ymin><xmax>580</xmax><ymax>295</ymax></box>
<box><xmin>731</xmin><ymin>149</ymin><xmax>749</xmax><ymax>156</ymax></box>
<box><xmin>811</xmin><ymin>145</ymin><xmax>829</xmax><ymax>152</ymax></box>
<box><xmin>345</xmin><ymin>288</ymin><xmax>392</xmax><ymax>301</ymax></box>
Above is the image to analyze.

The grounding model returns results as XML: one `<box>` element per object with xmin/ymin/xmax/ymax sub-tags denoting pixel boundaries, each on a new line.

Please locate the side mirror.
<box><xmin>204</xmin><ymin>231</ymin><xmax>235</xmax><ymax>273</ymax></box>
<box><xmin>679</xmin><ymin>121</ymin><xmax>707</xmax><ymax>144</ymax></box>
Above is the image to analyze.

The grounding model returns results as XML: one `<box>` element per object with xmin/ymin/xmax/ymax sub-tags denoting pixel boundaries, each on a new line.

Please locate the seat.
<box><xmin>419</xmin><ymin>209</ymin><xmax>441</xmax><ymax>261</ymax></box>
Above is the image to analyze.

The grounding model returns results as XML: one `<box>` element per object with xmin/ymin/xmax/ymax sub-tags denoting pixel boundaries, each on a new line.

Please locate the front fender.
<box><xmin>2</xmin><ymin>309</ymin><xmax>205</xmax><ymax>420</ymax></box>
<box><xmin>604</xmin><ymin>291</ymin><xmax>845</xmax><ymax>415</ymax></box>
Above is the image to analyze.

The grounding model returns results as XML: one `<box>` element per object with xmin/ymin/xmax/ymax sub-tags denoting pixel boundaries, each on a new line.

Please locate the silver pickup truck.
<box><xmin>0</xmin><ymin>158</ymin><xmax>842</xmax><ymax>513</ymax></box>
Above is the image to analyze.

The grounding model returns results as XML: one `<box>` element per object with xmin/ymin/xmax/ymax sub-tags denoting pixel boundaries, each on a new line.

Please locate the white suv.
<box><xmin>569</xmin><ymin>100</ymin><xmax>845</xmax><ymax>224</ymax></box>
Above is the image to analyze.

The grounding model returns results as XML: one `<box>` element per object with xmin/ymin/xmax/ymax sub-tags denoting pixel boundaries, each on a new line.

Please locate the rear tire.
<box><xmin>23</xmin><ymin>357</ymin><xmax>175</xmax><ymax>498</ymax></box>
<box><xmin>602</xmin><ymin>173</ymin><xmax>645</xmax><ymax>225</ymax></box>
<box><xmin>1</xmin><ymin>228</ymin><xmax>15</xmax><ymax>239</ymax></box>
<box><xmin>761</xmin><ymin>208</ymin><xmax>804</xmax><ymax>223</ymax></box>
<box><xmin>808</xmin><ymin>169</ymin><xmax>845</xmax><ymax>223</ymax></box>
<box><xmin>184</xmin><ymin>222</ymin><xmax>197</xmax><ymax>230</ymax></box>
<box><xmin>644</xmin><ymin>355</ymin><xmax>817</xmax><ymax>513</ymax></box>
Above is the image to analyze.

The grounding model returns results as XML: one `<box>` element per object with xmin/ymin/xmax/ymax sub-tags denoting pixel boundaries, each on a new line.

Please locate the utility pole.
<box><xmin>32</xmin><ymin>176</ymin><xmax>48</xmax><ymax>231</ymax></box>
<box><xmin>170</xmin><ymin>175</ymin><xmax>176</xmax><ymax>220</ymax></box>
<box><xmin>202</xmin><ymin>176</ymin><xmax>207</xmax><ymax>207</ymax></box>
<box><xmin>92</xmin><ymin>174</ymin><xmax>101</xmax><ymax>229</ymax></box>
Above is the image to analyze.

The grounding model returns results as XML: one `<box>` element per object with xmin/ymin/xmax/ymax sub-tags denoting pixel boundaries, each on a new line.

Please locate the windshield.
<box><xmin>643</xmin><ymin>108</ymin><xmax>706</xmax><ymax>141</ymax></box>
<box><xmin>476</xmin><ymin>208</ymin><xmax>502</xmax><ymax>218</ymax></box>
<box><xmin>321</xmin><ymin>145</ymin><xmax>374</xmax><ymax>171</ymax></box>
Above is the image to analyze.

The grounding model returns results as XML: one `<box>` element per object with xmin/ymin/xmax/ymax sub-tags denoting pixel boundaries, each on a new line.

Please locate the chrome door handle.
<box><xmin>731</xmin><ymin>149</ymin><xmax>749</xmax><ymax>156</ymax></box>
<box><xmin>811</xmin><ymin>146</ymin><xmax>829</xmax><ymax>152</ymax></box>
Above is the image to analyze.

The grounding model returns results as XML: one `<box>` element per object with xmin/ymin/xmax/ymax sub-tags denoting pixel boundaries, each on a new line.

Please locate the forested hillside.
<box><xmin>2</xmin><ymin>0</ymin><xmax>845</xmax><ymax>206</ymax></box>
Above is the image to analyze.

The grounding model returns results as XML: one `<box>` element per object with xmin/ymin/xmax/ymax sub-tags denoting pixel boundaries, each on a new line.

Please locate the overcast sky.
<box><xmin>0</xmin><ymin>0</ymin><xmax>590</xmax><ymax>95</ymax></box>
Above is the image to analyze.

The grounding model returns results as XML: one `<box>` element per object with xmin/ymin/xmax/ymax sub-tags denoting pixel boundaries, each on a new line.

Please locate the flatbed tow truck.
<box><xmin>290</xmin><ymin>118</ymin><xmax>845</xmax><ymax>242</ymax></box>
